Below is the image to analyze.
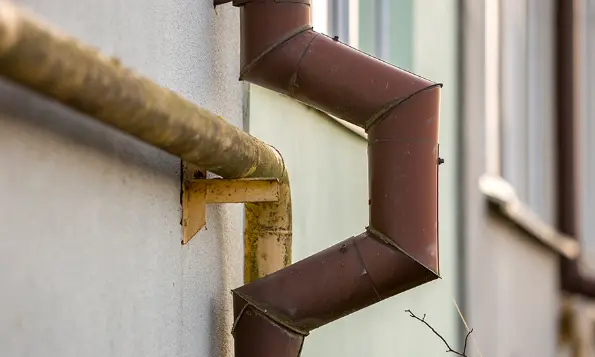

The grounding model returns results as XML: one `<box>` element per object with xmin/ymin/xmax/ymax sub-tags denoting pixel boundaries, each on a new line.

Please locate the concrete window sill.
<box><xmin>479</xmin><ymin>173</ymin><xmax>580</xmax><ymax>259</ymax></box>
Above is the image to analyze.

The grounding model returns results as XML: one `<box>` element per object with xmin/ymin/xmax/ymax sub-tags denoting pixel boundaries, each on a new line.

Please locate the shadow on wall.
<box><xmin>0</xmin><ymin>79</ymin><xmax>179</xmax><ymax>180</ymax></box>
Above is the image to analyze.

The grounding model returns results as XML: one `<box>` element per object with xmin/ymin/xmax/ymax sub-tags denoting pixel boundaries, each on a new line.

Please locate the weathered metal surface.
<box><xmin>367</xmin><ymin>87</ymin><xmax>441</xmax><ymax>272</ymax></box>
<box><xmin>237</xmin><ymin>3</ymin><xmax>434</xmax><ymax>129</ymax></box>
<box><xmin>203</xmin><ymin>178</ymin><xmax>280</xmax><ymax>203</ymax></box>
<box><xmin>244</xmin><ymin>173</ymin><xmax>292</xmax><ymax>282</ymax></box>
<box><xmin>227</xmin><ymin>0</ymin><xmax>442</xmax><ymax>355</ymax></box>
<box><xmin>0</xmin><ymin>1</ymin><xmax>292</xmax><ymax>277</ymax></box>
<box><xmin>232</xmin><ymin>294</ymin><xmax>305</xmax><ymax>356</ymax></box>
<box><xmin>0</xmin><ymin>2</ymin><xmax>282</xmax><ymax>181</ymax></box>
<box><xmin>233</xmin><ymin>231</ymin><xmax>437</xmax><ymax>335</ymax></box>
<box><xmin>182</xmin><ymin>181</ymin><xmax>207</xmax><ymax>244</ymax></box>
<box><xmin>182</xmin><ymin>178</ymin><xmax>281</xmax><ymax>244</ymax></box>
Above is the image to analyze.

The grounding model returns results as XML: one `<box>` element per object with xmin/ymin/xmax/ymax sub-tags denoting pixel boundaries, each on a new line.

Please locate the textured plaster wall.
<box><xmin>0</xmin><ymin>1</ymin><xmax>243</xmax><ymax>357</ymax></box>
<box><xmin>487</xmin><ymin>213</ymin><xmax>559</xmax><ymax>357</ymax></box>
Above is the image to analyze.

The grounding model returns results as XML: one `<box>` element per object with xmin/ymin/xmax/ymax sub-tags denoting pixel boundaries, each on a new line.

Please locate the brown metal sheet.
<box><xmin>233</xmin><ymin>231</ymin><xmax>438</xmax><ymax>333</ymax></box>
<box><xmin>232</xmin><ymin>297</ymin><xmax>305</xmax><ymax>357</ymax></box>
<box><xmin>368</xmin><ymin>86</ymin><xmax>441</xmax><ymax>272</ymax></box>
<box><xmin>237</xmin><ymin>0</ymin><xmax>436</xmax><ymax>128</ymax></box>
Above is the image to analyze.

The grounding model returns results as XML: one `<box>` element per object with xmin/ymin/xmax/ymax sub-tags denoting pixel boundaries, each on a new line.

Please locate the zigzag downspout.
<box><xmin>216</xmin><ymin>0</ymin><xmax>444</xmax><ymax>355</ymax></box>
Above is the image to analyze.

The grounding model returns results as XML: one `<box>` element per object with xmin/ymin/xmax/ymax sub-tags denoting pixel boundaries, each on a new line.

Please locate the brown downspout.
<box><xmin>217</xmin><ymin>0</ymin><xmax>443</xmax><ymax>356</ymax></box>
<box><xmin>556</xmin><ymin>0</ymin><xmax>595</xmax><ymax>297</ymax></box>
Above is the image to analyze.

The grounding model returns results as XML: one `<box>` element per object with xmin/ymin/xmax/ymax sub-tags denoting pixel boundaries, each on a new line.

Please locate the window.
<box><xmin>311</xmin><ymin>0</ymin><xmax>359</xmax><ymax>49</ymax></box>
<box><xmin>327</xmin><ymin>0</ymin><xmax>357</xmax><ymax>47</ymax></box>
<box><xmin>484</xmin><ymin>0</ymin><xmax>557</xmax><ymax>225</ymax></box>
<box><xmin>359</xmin><ymin>0</ymin><xmax>414</xmax><ymax>69</ymax></box>
<box><xmin>311</xmin><ymin>0</ymin><xmax>414</xmax><ymax>69</ymax></box>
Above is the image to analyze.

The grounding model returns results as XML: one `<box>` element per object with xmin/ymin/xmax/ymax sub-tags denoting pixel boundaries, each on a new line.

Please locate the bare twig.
<box><xmin>406</xmin><ymin>309</ymin><xmax>473</xmax><ymax>356</ymax></box>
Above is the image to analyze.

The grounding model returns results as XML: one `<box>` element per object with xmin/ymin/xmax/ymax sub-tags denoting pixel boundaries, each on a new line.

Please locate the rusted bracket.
<box><xmin>181</xmin><ymin>170</ymin><xmax>280</xmax><ymax>244</ymax></box>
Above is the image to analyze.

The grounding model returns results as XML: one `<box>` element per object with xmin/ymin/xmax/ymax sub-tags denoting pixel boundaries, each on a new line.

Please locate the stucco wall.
<box><xmin>463</xmin><ymin>201</ymin><xmax>559</xmax><ymax>357</ymax></box>
<box><xmin>488</xmin><ymin>213</ymin><xmax>559</xmax><ymax>357</ymax></box>
<box><xmin>0</xmin><ymin>2</ymin><xmax>243</xmax><ymax>357</ymax></box>
<box><xmin>248</xmin><ymin>84</ymin><xmax>460</xmax><ymax>356</ymax></box>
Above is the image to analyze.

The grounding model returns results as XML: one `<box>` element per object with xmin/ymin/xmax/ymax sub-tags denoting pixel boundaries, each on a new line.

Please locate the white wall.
<box><xmin>487</xmin><ymin>213</ymin><xmax>559</xmax><ymax>357</ymax></box>
<box><xmin>0</xmin><ymin>1</ymin><xmax>243</xmax><ymax>356</ymax></box>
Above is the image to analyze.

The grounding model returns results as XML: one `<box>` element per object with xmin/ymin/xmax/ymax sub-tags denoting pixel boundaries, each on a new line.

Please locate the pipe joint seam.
<box><xmin>239</xmin><ymin>25</ymin><xmax>313</xmax><ymax>80</ymax></box>
<box><xmin>231</xmin><ymin>290</ymin><xmax>311</xmax><ymax>337</ymax></box>
<box><xmin>364</xmin><ymin>83</ymin><xmax>444</xmax><ymax>132</ymax></box>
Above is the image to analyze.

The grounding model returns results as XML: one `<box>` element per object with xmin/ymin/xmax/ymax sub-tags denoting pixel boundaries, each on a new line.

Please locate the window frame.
<box><xmin>321</xmin><ymin>0</ymin><xmax>360</xmax><ymax>49</ymax></box>
<box><xmin>483</xmin><ymin>0</ymin><xmax>558</xmax><ymax>226</ymax></box>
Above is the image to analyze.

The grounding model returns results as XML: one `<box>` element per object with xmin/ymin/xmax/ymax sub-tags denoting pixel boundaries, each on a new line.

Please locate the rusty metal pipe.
<box><xmin>0</xmin><ymin>1</ymin><xmax>292</xmax><ymax>276</ymax></box>
<box><xmin>225</xmin><ymin>0</ymin><xmax>442</xmax><ymax>356</ymax></box>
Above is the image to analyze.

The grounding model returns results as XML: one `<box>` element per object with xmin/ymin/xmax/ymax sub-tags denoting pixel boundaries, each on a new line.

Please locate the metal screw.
<box><xmin>340</xmin><ymin>243</ymin><xmax>347</xmax><ymax>253</ymax></box>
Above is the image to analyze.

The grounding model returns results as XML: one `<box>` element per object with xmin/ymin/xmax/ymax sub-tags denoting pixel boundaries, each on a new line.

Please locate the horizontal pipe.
<box><xmin>0</xmin><ymin>1</ymin><xmax>292</xmax><ymax>278</ymax></box>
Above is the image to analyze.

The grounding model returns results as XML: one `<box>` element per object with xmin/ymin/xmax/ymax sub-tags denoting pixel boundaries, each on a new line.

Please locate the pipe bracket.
<box><xmin>182</xmin><ymin>173</ymin><xmax>281</xmax><ymax>244</ymax></box>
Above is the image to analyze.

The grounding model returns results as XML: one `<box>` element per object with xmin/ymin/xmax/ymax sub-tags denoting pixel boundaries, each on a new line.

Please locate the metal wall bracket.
<box><xmin>181</xmin><ymin>167</ymin><xmax>280</xmax><ymax>244</ymax></box>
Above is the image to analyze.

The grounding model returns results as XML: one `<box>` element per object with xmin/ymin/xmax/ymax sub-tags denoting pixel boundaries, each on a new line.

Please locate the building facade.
<box><xmin>462</xmin><ymin>0</ymin><xmax>595</xmax><ymax>356</ymax></box>
<box><xmin>4</xmin><ymin>0</ymin><xmax>595</xmax><ymax>357</ymax></box>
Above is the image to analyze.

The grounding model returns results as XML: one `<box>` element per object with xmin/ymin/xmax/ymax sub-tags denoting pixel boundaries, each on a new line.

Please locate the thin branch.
<box><xmin>406</xmin><ymin>309</ymin><xmax>473</xmax><ymax>356</ymax></box>
<box><xmin>462</xmin><ymin>326</ymin><xmax>473</xmax><ymax>355</ymax></box>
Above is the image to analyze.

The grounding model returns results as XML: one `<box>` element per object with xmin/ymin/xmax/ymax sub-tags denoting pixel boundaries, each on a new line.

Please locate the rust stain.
<box><xmin>181</xmin><ymin>177</ymin><xmax>282</xmax><ymax>244</ymax></box>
